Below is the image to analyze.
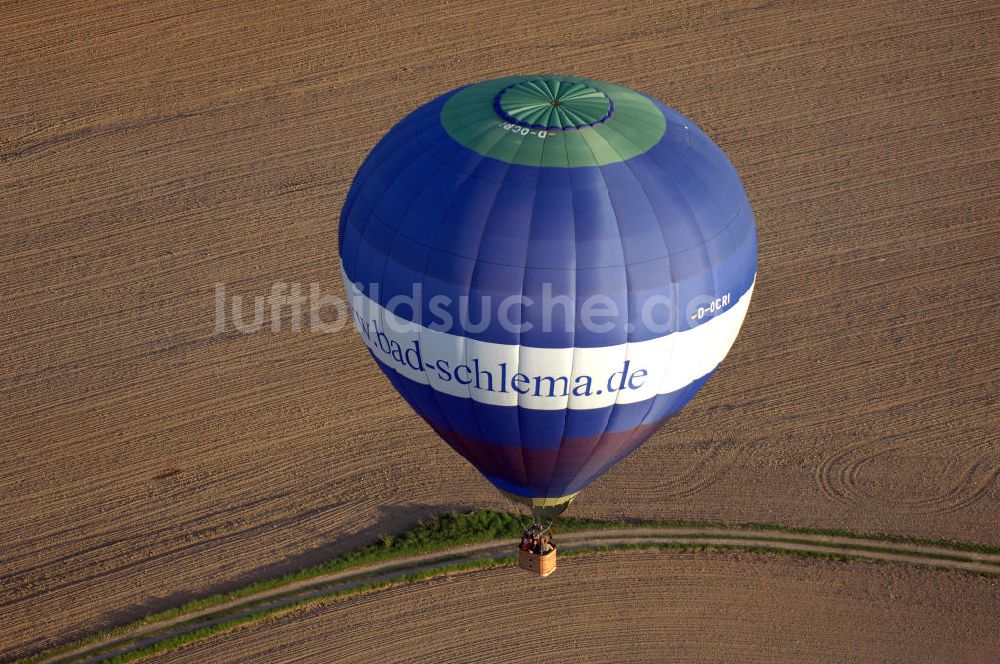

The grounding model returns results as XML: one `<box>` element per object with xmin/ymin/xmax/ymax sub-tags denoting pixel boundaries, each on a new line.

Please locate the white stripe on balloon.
<box><xmin>343</xmin><ymin>267</ymin><xmax>753</xmax><ymax>412</ymax></box>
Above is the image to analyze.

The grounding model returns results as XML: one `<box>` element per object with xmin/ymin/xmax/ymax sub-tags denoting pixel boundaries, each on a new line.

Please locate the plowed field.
<box><xmin>2</xmin><ymin>0</ymin><xmax>997</xmax><ymax>659</ymax></box>
<box><xmin>147</xmin><ymin>551</ymin><xmax>1000</xmax><ymax>663</ymax></box>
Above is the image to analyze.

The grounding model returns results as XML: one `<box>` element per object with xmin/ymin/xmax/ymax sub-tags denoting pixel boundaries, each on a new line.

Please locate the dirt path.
<box><xmin>35</xmin><ymin>527</ymin><xmax>1000</xmax><ymax>663</ymax></box>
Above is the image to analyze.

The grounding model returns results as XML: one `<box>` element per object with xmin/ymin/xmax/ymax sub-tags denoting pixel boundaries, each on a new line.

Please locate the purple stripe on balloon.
<box><xmin>426</xmin><ymin>414</ymin><xmax>672</xmax><ymax>498</ymax></box>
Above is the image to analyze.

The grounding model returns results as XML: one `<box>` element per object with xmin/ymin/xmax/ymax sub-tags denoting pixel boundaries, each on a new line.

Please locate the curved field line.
<box><xmin>29</xmin><ymin>527</ymin><xmax>1000</xmax><ymax>664</ymax></box>
<box><xmin>815</xmin><ymin>441</ymin><xmax>1000</xmax><ymax>514</ymax></box>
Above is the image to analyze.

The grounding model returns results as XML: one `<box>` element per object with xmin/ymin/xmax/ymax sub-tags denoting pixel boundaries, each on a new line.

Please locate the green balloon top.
<box><xmin>440</xmin><ymin>75</ymin><xmax>667</xmax><ymax>168</ymax></box>
<box><xmin>495</xmin><ymin>79</ymin><xmax>613</xmax><ymax>129</ymax></box>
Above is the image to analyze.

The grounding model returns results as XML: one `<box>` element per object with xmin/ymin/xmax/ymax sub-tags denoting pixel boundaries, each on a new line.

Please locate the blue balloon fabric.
<box><xmin>339</xmin><ymin>76</ymin><xmax>757</xmax><ymax>506</ymax></box>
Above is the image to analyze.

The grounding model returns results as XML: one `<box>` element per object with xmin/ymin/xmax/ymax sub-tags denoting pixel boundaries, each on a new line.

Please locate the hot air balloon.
<box><xmin>339</xmin><ymin>76</ymin><xmax>756</xmax><ymax>574</ymax></box>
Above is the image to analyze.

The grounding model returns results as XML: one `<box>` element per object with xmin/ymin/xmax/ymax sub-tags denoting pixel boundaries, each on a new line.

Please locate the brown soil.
<box><xmin>2</xmin><ymin>0</ymin><xmax>997</xmax><ymax>658</ymax></box>
<box><xmin>40</xmin><ymin>528</ymin><xmax>1000</xmax><ymax>663</ymax></box>
<box><xmin>144</xmin><ymin>551</ymin><xmax>1000</xmax><ymax>663</ymax></box>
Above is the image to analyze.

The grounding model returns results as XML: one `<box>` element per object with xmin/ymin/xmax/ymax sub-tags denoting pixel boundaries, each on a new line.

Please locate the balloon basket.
<box><xmin>518</xmin><ymin>546</ymin><xmax>557</xmax><ymax>577</ymax></box>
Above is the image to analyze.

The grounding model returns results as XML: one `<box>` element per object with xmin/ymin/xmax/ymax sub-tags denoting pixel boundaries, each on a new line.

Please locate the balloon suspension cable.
<box><xmin>500</xmin><ymin>491</ymin><xmax>574</xmax><ymax>542</ymax></box>
<box><xmin>526</xmin><ymin>508</ymin><xmax>559</xmax><ymax>541</ymax></box>
<box><xmin>535</xmin><ymin>519</ymin><xmax>555</xmax><ymax>538</ymax></box>
<box><xmin>522</xmin><ymin>521</ymin><xmax>554</xmax><ymax>544</ymax></box>
<box><xmin>501</xmin><ymin>494</ymin><xmax>533</xmax><ymax>532</ymax></box>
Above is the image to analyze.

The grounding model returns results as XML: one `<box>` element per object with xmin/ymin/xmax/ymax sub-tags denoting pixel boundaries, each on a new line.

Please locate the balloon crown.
<box><xmin>493</xmin><ymin>77</ymin><xmax>614</xmax><ymax>130</ymax></box>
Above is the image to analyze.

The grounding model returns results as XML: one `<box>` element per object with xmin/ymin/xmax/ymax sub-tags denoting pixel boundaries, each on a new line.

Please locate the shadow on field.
<box><xmin>94</xmin><ymin>502</ymin><xmax>471</xmax><ymax>632</ymax></box>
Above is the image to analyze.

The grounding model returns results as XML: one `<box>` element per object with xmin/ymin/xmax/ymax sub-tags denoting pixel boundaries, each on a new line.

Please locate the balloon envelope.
<box><xmin>339</xmin><ymin>76</ymin><xmax>757</xmax><ymax>510</ymax></box>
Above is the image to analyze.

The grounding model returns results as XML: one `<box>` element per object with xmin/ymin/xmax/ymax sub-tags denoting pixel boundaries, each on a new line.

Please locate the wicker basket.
<box><xmin>518</xmin><ymin>546</ymin><xmax>557</xmax><ymax>577</ymax></box>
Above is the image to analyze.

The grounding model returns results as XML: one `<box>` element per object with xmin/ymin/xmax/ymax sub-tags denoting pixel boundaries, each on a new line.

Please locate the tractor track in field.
<box><xmin>31</xmin><ymin>526</ymin><xmax>1000</xmax><ymax>664</ymax></box>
